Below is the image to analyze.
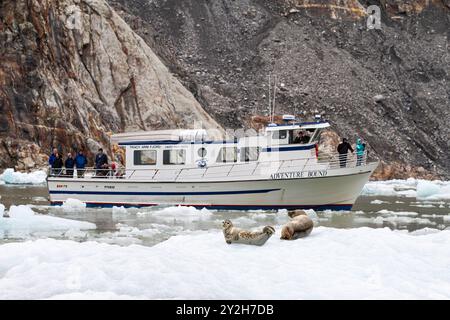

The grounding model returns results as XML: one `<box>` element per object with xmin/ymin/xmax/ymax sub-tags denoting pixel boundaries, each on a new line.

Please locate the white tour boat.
<box><xmin>47</xmin><ymin>116</ymin><xmax>379</xmax><ymax>211</ymax></box>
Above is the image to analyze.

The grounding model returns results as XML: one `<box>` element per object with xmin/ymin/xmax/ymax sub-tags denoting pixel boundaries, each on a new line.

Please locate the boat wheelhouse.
<box><xmin>47</xmin><ymin>117</ymin><xmax>379</xmax><ymax>211</ymax></box>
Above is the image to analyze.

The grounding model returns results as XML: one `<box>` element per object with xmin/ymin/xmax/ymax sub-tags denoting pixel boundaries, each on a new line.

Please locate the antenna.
<box><xmin>268</xmin><ymin>74</ymin><xmax>271</xmax><ymax>121</ymax></box>
<box><xmin>272</xmin><ymin>75</ymin><xmax>277</xmax><ymax>123</ymax></box>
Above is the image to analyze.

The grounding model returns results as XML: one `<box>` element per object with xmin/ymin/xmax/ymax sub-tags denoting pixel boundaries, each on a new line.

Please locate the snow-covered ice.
<box><xmin>0</xmin><ymin>168</ymin><xmax>47</xmax><ymax>185</ymax></box>
<box><xmin>417</xmin><ymin>180</ymin><xmax>450</xmax><ymax>201</ymax></box>
<box><xmin>370</xmin><ymin>199</ymin><xmax>389</xmax><ymax>204</ymax></box>
<box><xmin>0</xmin><ymin>227</ymin><xmax>449</xmax><ymax>299</ymax></box>
<box><xmin>377</xmin><ymin>209</ymin><xmax>419</xmax><ymax>216</ymax></box>
<box><xmin>137</xmin><ymin>205</ymin><xmax>213</xmax><ymax>223</ymax></box>
<box><xmin>362</xmin><ymin>179</ymin><xmax>450</xmax><ymax>201</ymax></box>
<box><xmin>0</xmin><ymin>205</ymin><xmax>95</xmax><ymax>239</ymax></box>
<box><xmin>61</xmin><ymin>198</ymin><xmax>87</xmax><ymax>212</ymax></box>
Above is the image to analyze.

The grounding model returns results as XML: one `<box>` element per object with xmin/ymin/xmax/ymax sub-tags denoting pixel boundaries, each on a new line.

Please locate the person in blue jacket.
<box><xmin>75</xmin><ymin>150</ymin><xmax>88</xmax><ymax>178</ymax></box>
<box><xmin>65</xmin><ymin>153</ymin><xmax>75</xmax><ymax>178</ymax></box>
<box><xmin>356</xmin><ymin>138</ymin><xmax>365</xmax><ymax>166</ymax></box>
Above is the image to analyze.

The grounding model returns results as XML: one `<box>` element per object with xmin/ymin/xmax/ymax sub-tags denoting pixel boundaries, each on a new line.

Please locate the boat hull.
<box><xmin>48</xmin><ymin>163</ymin><xmax>377</xmax><ymax>211</ymax></box>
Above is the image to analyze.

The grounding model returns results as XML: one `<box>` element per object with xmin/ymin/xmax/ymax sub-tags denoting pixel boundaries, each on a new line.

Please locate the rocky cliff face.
<box><xmin>108</xmin><ymin>0</ymin><xmax>449</xmax><ymax>179</ymax></box>
<box><xmin>0</xmin><ymin>0</ymin><xmax>221</xmax><ymax>169</ymax></box>
<box><xmin>0</xmin><ymin>0</ymin><xmax>448</xmax><ymax>179</ymax></box>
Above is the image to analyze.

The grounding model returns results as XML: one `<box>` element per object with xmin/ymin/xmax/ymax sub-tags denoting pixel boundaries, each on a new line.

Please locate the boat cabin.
<box><xmin>110</xmin><ymin>117</ymin><xmax>330</xmax><ymax>171</ymax></box>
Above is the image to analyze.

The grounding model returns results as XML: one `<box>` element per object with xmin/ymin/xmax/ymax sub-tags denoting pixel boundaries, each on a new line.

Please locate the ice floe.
<box><xmin>362</xmin><ymin>179</ymin><xmax>450</xmax><ymax>201</ymax></box>
<box><xmin>0</xmin><ymin>227</ymin><xmax>449</xmax><ymax>299</ymax></box>
<box><xmin>377</xmin><ymin>209</ymin><xmax>418</xmax><ymax>216</ymax></box>
<box><xmin>137</xmin><ymin>205</ymin><xmax>213</xmax><ymax>223</ymax></box>
<box><xmin>370</xmin><ymin>199</ymin><xmax>389</xmax><ymax>205</ymax></box>
<box><xmin>0</xmin><ymin>205</ymin><xmax>95</xmax><ymax>239</ymax></box>
<box><xmin>0</xmin><ymin>168</ymin><xmax>47</xmax><ymax>185</ymax></box>
<box><xmin>61</xmin><ymin>198</ymin><xmax>87</xmax><ymax>212</ymax></box>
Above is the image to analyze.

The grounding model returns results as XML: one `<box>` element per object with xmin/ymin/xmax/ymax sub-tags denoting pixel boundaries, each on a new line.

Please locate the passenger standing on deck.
<box><xmin>337</xmin><ymin>138</ymin><xmax>354</xmax><ymax>168</ymax></box>
<box><xmin>51</xmin><ymin>153</ymin><xmax>64</xmax><ymax>176</ymax></box>
<box><xmin>95</xmin><ymin>148</ymin><xmax>108</xmax><ymax>176</ymax></box>
<box><xmin>75</xmin><ymin>150</ymin><xmax>88</xmax><ymax>178</ymax></box>
<box><xmin>356</xmin><ymin>139</ymin><xmax>365</xmax><ymax>166</ymax></box>
<box><xmin>65</xmin><ymin>153</ymin><xmax>75</xmax><ymax>178</ymax></box>
<box><xmin>48</xmin><ymin>148</ymin><xmax>58</xmax><ymax>167</ymax></box>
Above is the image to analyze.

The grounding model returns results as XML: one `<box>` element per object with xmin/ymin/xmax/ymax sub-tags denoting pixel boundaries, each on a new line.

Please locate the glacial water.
<box><xmin>1</xmin><ymin>183</ymin><xmax>449</xmax><ymax>246</ymax></box>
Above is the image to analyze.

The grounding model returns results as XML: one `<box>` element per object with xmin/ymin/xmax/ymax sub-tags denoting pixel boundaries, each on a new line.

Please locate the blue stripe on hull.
<box><xmin>50</xmin><ymin>201</ymin><xmax>353</xmax><ymax>211</ymax></box>
<box><xmin>49</xmin><ymin>188</ymin><xmax>280</xmax><ymax>196</ymax></box>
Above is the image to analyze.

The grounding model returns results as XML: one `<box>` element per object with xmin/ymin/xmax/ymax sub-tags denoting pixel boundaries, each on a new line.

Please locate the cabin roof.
<box><xmin>265</xmin><ymin>121</ymin><xmax>330</xmax><ymax>131</ymax></box>
<box><xmin>111</xmin><ymin>129</ymin><xmax>209</xmax><ymax>144</ymax></box>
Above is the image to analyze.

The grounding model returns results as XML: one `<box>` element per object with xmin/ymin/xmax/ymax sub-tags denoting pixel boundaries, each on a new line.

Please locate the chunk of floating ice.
<box><xmin>363</xmin><ymin>179</ymin><xmax>450</xmax><ymax>201</ymax></box>
<box><xmin>370</xmin><ymin>199</ymin><xmax>389</xmax><ymax>204</ymax></box>
<box><xmin>0</xmin><ymin>205</ymin><xmax>95</xmax><ymax>239</ymax></box>
<box><xmin>443</xmin><ymin>215</ymin><xmax>450</xmax><ymax>223</ymax></box>
<box><xmin>0</xmin><ymin>168</ymin><xmax>47</xmax><ymax>185</ymax></box>
<box><xmin>409</xmin><ymin>228</ymin><xmax>441</xmax><ymax>236</ymax></box>
<box><xmin>61</xmin><ymin>198</ymin><xmax>86</xmax><ymax>212</ymax></box>
<box><xmin>112</xmin><ymin>206</ymin><xmax>128</xmax><ymax>215</ymax></box>
<box><xmin>145</xmin><ymin>205</ymin><xmax>212</xmax><ymax>217</ymax></box>
<box><xmin>136</xmin><ymin>206</ymin><xmax>213</xmax><ymax>223</ymax></box>
<box><xmin>0</xmin><ymin>203</ymin><xmax>4</xmax><ymax>216</ymax></box>
<box><xmin>1</xmin><ymin>227</ymin><xmax>450</xmax><ymax>299</ymax></box>
<box><xmin>377</xmin><ymin>209</ymin><xmax>419</xmax><ymax>216</ymax></box>
<box><xmin>417</xmin><ymin>180</ymin><xmax>450</xmax><ymax>201</ymax></box>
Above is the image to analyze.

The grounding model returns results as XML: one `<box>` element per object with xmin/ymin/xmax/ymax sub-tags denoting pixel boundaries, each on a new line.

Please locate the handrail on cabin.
<box><xmin>47</xmin><ymin>151</ymin><xmax>370</xmax><ymax>180</ymax></box>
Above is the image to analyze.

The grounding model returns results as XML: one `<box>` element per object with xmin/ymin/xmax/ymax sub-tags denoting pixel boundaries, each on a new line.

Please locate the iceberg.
<box><xmin>0</xmin><ymin>205</ymin><xmax>95</xmax><ymax>239</ymax></box>
<box><xmin>363</xmin><ymin>179</ymin><xmax>450</xmax><ymax>201</ymax></box>
<box><xmin>0</xmin><ymin>168</ymin><xmax>47</xmax><ymax>185</ymax></box>
<box><xmin>61</xmin><ymin>198</ymin><xmax>87</xmax><ymax>212</ymax></box>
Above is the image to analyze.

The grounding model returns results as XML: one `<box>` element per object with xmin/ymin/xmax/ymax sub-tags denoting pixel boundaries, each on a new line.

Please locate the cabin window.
<box><xmin>240</xmin><ymin>147</ymin><xmax>260</xmax><ymax>162</ymax></box>
<box><xmin>216</xmin><ymin>147</ymin><xmax>238</xmax><ymax>163</ymax></box>
<box><xmin>292</xmin><ymin>130</ymin><xmax>311</xmax><ymax>144</ymax></box>
<box><xmin>272</xmin><ymin>130</ymin><xmax>287</xmax><ymax>140</ymax></box>
<box><xmin>198</xmin><ymin>147</ymin><xmax>207</xmax><ymax>157</ymax></box>
<box><xmin>163</xmin><ymin>149</ymin><xmax>186</xmax><ymax>165</ymax></box>
<box><xmin>134</xmin><ymin>150</ymin><xmax>157</xmax><ymax>166</ymax></box>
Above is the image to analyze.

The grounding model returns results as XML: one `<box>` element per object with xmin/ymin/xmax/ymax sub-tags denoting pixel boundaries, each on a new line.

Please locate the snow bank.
<box><xmin>1</xmin><ymin>227</ymin><xmax>449</xmax><ymax>299</ymax></box>
<box><xmin>0</xmin><ymin>168</ymin><xmax>47</xmax><ymax>185</ymax></box>
<box><xmin>0</xmin><ymin>205</ymin><xmax>95</xmax><ymax>239</ymax></box>
<box><xmin>61</xmin><ymin>198</ymin><xmax>86</xmax><ymax>212</ymax></box>
<box><xmin>363</xmin><ymin>179</ymin><xmax>450</xmax><ymax>201</ymax></box>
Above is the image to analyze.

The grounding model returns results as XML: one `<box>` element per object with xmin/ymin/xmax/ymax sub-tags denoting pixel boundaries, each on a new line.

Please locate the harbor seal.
<box><xmin>281</xmin><ymin>210</ymin><xmax>314</xmax><ymax>240</ymax></box>
<box><xmin>222</xmin><ymin>220</ymin><xmax>275</xmax><ymax>246</ymax></box>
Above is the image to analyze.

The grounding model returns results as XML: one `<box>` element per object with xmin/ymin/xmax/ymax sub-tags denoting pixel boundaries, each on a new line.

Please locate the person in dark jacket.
<box><xmin>48</xmin><ymin>148</ymin><xmax>58</xmax><ymax>167</ymax></box>
<box><xmin>75</xmin><ymin>150</ymin><xmax>88</xmax><ymax>178</ymax></box>
<box><xmin>95</xmin><ymin>148</ymin><xmax>108</xmax><ymax>176</ymax></box>
<box><xmin>65</xmin><ymin>153</ymin><xmax>75</xmax><ymax>178</ymax></box>
<box><xmin>337</xmin><ymin>138</ymin><xmax>354</xmax><ymax>168</ymax></box>
<box><xmin>51</xmin><ymin>153</ymin><xmax>64</xmax><ymax>176</ymax></box>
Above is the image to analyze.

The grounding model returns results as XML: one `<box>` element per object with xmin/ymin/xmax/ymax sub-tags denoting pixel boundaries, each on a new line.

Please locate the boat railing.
<box><xmin>47</xmin><ymin>151</ymin><xmax>369</xmax><ymax>181</ymax></box>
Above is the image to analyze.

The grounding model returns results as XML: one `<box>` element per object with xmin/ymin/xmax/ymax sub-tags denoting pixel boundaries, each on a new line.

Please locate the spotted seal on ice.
<box><xmin>222</xmin><ymin>220</ymin><xmax>275</xmax><ymax>246</ymax></box>
<box><xmin>281</xmin><ymin>210</ymin><xmax>314</xmax><ymax>240</ymax></box>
